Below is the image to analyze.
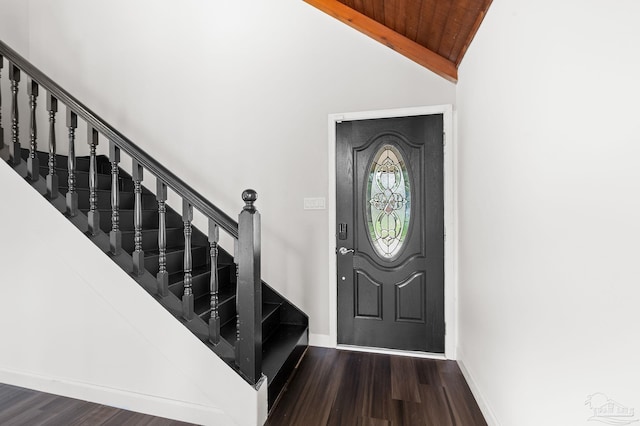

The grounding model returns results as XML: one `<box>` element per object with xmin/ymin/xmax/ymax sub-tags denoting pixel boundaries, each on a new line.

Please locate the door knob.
<box><xmin>338</xmin><ymin>247</ymin><xmax>355</xmax><ymax>255</ymax></box>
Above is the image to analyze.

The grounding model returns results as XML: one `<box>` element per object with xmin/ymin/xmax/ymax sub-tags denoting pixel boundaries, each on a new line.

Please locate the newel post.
<box><xmin>235</xmin><ymin>189</ymin><xmax>262</xmax><ymax>384</ymax></box>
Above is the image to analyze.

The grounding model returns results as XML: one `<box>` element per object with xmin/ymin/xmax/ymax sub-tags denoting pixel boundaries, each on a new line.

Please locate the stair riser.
<box><xmin>38</xmin><ymin>168</ymin><xmax>114</xmax><ymax>191</ymax></box>
<box><xmin>72</xmin><ymin>189</ymin><xmax>156</xmax><ymax>210</ymax></box>
<box><xmin>120</xmin><ymin>228</ymin><xmax>184</xmax><ymax>252</ymax></box>
<box><xmin>262</xmin><ymin>305</ymin><xmax>282</xmax><ymax>343</ymax></box>
<box><xmin>218</xmin><ymin>295</ymin><xmax>237</xmax><ymax>327</ymax></box>
<box><xmin>215</xmin><ymin>303</ymin><xmax>286</xmax><ymax>345</ymax></box>
<box><xmin>81</xmin><ymin>209</ymin><xmax>183</xmax><ymax>232</ymax></box>
<box><xmin>196</xmin><ymin>267</ymin><xmax>231</xmax><ymax>298</ymax></box>
<box><xmin>23</xmin><ymin>151</ymin><xmax>109</xmax><ymax>173</ymax></box>
<box><xmin>174</xmin><ymin>267</ymin><xmax>235</xmax><ymax>299</ymax></box>
<box><xmin>170</xmin><ymin>271</ymin><xmax>211</xmax><ymax>300</ymax></box>
<box><xmin>145</xmin><ymin>246</ymin><xmax>209</xmax><ymax>276</ymax></box>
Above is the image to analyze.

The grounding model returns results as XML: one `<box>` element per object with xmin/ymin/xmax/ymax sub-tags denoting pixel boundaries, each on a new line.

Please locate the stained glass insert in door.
<box><xmin>366</xmin><ymin>144</ymin><xmax>411</xmax><ymax>259</ymax></box>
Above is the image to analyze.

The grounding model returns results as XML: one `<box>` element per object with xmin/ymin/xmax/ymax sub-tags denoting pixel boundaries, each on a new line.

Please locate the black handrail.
<box><xmin>0</xmin><ymin>40</ymin><xmax>238</xmax><ymax>238</ymax></box>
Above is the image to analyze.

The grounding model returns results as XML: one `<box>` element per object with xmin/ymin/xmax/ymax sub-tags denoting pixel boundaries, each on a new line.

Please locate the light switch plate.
<box><xmin>304</xmin><ymin>197</ymin><xmax>326</xmax><ymax>210</ymax></box>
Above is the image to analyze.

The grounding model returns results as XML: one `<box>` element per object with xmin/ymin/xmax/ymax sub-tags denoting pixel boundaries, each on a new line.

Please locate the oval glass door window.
<box><xmin>366</xmin><ymin>144</ymin><xmax>411</xmax><ymax>259</ymax></box>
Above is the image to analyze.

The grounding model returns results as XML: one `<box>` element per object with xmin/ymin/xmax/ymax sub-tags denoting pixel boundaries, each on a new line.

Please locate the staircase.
<box><xmin>0</xmin><ymin>41</ymin><xmax>308</xmax><ymax>415</ymax></box>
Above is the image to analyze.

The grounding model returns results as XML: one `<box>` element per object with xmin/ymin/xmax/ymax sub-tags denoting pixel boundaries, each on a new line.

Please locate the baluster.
<box><xmin>66</xmin><ymin>109</ymin><xmax>78</xmax><ymax>216</ymax></box>
<box><xmin>182</xmin><ymin>200</ymin><xmax>194</xmax><ymax>320</ymax></box>
<box><xmin>9</xmin><ymin>63</ymin><xmax>20</xmax><ymax>165</ymax></box>
<box><xmin>132</xmin><ymin>160</ymin><xmax>145</xmax><ymax>275</ymax></box>
<box><xmin>46</xmin><ymin>94</ymin><xmax>58</xmax><ymax>198</ymax></box>
<box><xmin>0</xmin><ymin>54</ymin><xmax>4</xmax><ymax>151</ymax></box>
<box><xmin>87</xmin><ymin>126</ymin><xmax>100</xmax><ymax>235</ymax></box>
<box><xmin>26</xmin><ymin>80</ymin><xmax>38</xmax><ymax>180</ymax></box>
<box><xmin>235</xmin><ymin>189</ymin><xmax>262</xmax><ymax>383</ymax></box>
<box><xmin>235</xmin><ymin>255</ymin><xmax>240</xmax><ymax>353</ymax></box>
<box><xmin>109</xmin><ymin>142</ymin><xmax>121</xmax><ymax>255</ymax></box>
<box><xmin>156</xmin><ymin>181</ymin><xmax>169</xmax><ymax>296</ymax></box>
<box><xmin>208</xmin><ymin>220</ymin><xmax>220</xmax><ymax>344</ymax></box>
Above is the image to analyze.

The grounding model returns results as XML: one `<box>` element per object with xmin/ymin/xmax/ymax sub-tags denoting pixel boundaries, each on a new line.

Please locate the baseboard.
<box><xmin>0</xmin><ymin>367</ymin><xmax>232</xmax><ymax>426</ymax></box>
<box><xmin>456</xmin><ymin>348</ymin><xmax>501</xmax><ymax>426</ymax></box>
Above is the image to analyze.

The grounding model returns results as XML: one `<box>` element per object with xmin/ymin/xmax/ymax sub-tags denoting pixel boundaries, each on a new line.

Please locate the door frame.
<box><xmin>327</xmin><ymin>105</ymin><xmax>456</xmax><ymax>359</ymax></box>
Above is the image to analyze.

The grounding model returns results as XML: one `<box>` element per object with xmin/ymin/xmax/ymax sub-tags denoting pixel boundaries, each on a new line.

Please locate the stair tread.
<box><xmin>167</xmin><ymin>261</ymin><xmax>235</xmax><ymax>285</ymax></box>
<box><xmin>262</xmin><ymin>324</ymin><xmax>308</xmax><ymax>382</ymax></box>
<box><xmin>194</xmin><ymin>285</ymin><xmax>236</xmax><ymax>315</ymax></box>
<box><xmin>202</xmin><ymin>299</ymin><xmax>278</xmax><ymax>324</ymax></box>
<box><xmin>263</xmin><ymin>302</ymin><xmax>280</xmax><ymax>321</ymax></box>
<box><xmin>168</xmin><ymin>265</ymin><xmax>211</xmax><ymax>285</ymax></box>
<box><xmin>121</xmin><ymin>227</ymin><xmax>183</xmax><ymax>235</ymax></box>
<box><xmin>145</xmin><ymin>245</ymin><xmax>208</xmax><ymax>256</ymax></box>
<box><xmin>79</xmin><ymin>207</ymin><xmax>158</xmax><ymax>212</ymax></box>
<box><xmin>218</xmin><ymin>301</ymin><xmax>284</xmax><ymax>344</ymax></box>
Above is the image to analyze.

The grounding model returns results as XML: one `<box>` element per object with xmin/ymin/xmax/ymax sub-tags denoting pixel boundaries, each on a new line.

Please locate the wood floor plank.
<box><xmin>35</xmin><ymin>396</ymin><xmax>87</xmax><ymax>425</ymax></box>
<box><xmin>389</xmin><ymin>398</ymin><xmax>427</xmax><ymax>426</ymax></box>
<box><xmin>441</xmin><ymin>371</ymin><xmax>488</xmax><ymax>426</ymax></box>
<box><xmin>1</xmin><ymin>394</ymin><xmax>55</xmax><ymax>425</ymax></box>
<box><xmin>0</xmin><ymin>387</ymin><xmax>36</xmax><ymax>412</ymax></box>
<box><xmin>0</xmin><ymin>392</ymin><xmax>42</xmax><ymax>423</ymax></box>
<box><xmin>3</xmin><ymin>391</ymin><xmax>61</xmax><ymax>426</ymax></box>
<box><xmin>390</xmin><ymin>356</ymin><xmax>421</xmax><ymax>403</ymax></box>
<box><xmin>419</xmin><ymin>385</ymin><xmax>455</xmax><ymax>426</ymax></box>
<box><xmin>360</xmin><ymin>353</ymin><xmax>391</xmax><ymax>421</ymax></box>
<box><xmin>357</xmin><ymin>416</ymin><xmax>391</xmax><ymax>426</ymax></box>
<box><xmin>67</xmin><ymin>405</ymin><xmax>121</xmax><ymax>426</ymax></box>
<box><xmin>415</xmin><ymin>357</ymin><xmax>444</xmax><ymax>386</ymax></box>
<box><xmin>327</xmin><ymin>351</ymin><xmax>365</xmax><ymax>425</ymax></box>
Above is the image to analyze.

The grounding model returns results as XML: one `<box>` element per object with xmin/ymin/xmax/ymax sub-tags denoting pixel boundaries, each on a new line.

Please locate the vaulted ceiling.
<box><xmin>304</xmin><ymin>0</ymin><xmax>493</xmax><ymax>83</ymax></box>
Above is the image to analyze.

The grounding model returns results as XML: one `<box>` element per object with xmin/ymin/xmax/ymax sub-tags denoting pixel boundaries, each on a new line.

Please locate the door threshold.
<box><xmin>336</xmin><ymin>344</ymin><xmax>447</xmax><ymax>360</ymax></box>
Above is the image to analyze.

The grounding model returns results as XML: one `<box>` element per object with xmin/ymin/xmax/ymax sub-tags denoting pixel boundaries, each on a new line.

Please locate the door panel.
<box><xmin>336</xmin><ymin>114</ymin><xmax>444</xmax><ymax>353</ymax></box>
<box><xmin>395</xmin><ymin>273</ymin><xmax>425</xmax><ymax>323</ymax></box>
<box><xmin>354</xmin><ymin>271</ymin><xmax>382</xmax><ymax>319</ymax></box>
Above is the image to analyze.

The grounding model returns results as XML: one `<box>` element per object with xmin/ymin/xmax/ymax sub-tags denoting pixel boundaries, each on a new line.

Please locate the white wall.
<box><xmin>0</xmin><ymin>0</ymin><xmax>28</xmax><ymax>53</ymax></box>
<box><xmin>0</xmin><ymin>0</ymin><xmax>455</xmax><ymax>340</ymax></box>
<box><xmin>0</xmin><ymin>160</ymin><xmax>264</xmax><ymax>426</ymax></box>
<box><xmin>456</xmin><ymin>1</ymin><xmax>640</xmax><ymax>425</ymax></box>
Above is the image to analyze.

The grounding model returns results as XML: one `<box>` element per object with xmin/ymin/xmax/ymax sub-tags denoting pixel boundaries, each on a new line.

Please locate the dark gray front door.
<box><xmin>336</xmin><ymin>114</ymin><xmax>444</xmax><ymax>353</ymax></box>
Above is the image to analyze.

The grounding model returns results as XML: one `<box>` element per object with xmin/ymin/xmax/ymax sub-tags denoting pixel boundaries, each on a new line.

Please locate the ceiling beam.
<box><xmin>304</xmin><ymin>0</ymin><xmax>458</xmax><ymax>83</ymax></box>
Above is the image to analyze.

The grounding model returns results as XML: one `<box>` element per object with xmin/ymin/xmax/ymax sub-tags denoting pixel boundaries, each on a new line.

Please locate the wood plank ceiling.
<box><xmin>304</xmin><ymin>0</ymin><xmax>492</xmax><ymax>82</ymax></box>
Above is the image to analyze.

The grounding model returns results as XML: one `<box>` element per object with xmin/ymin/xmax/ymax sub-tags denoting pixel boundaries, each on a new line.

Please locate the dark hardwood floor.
<box><xmin>0</xmin><ymin>383</ymin><xmax>194</xmax><ymax>426</ymax></box>
<box><xmin>0</xmin><ymin>348</ymin><xmax>486</xmax><ymax>426</ymax></box>
<box><xmin>266</xmin><ymin>347</ymin><xmax>487</xmax><ymax>426</ymax></box>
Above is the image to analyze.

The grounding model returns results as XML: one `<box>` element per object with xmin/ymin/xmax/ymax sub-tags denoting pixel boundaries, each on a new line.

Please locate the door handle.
<box><xmin>338</xmin><ymin>247</ymin><xmax>355</xmax><ymax>255</ymax></box>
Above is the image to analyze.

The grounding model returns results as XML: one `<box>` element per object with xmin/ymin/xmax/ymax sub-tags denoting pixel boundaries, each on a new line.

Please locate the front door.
<box><xmin>336</xmin><ymin>114</ymin><xmax>444</xmax><ymax>353</ymax></box>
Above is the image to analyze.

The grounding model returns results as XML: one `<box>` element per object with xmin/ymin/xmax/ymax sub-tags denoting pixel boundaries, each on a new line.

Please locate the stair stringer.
<box><xmin>0</xmin><ymin>157</ymin><xmax>268</xmax><ymax>426</ymax></box>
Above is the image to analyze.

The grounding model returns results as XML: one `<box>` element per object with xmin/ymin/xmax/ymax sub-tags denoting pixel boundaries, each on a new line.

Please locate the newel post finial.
<box><xmin>242</xmin><ymin>189</ymin><xmax>258</xmax><ymax>211</ymax></box>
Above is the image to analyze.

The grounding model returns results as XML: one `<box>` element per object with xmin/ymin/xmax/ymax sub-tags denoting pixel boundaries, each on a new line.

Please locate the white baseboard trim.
<box><xmin>456</xmin><ymin>349</ymin><xmax>500</xmax><ymax>426</ymax></box>
<box><xmin>0</xmin><ymin>367</ymin><xmax>231</xmax><ymax>426</ymax></box>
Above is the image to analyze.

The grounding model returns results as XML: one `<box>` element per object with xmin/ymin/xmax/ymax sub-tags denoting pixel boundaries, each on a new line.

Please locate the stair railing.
<box><xmin>0</xmin><ymin>41</ymin><xmax>262</xmax><ymax>385</ymax></box>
